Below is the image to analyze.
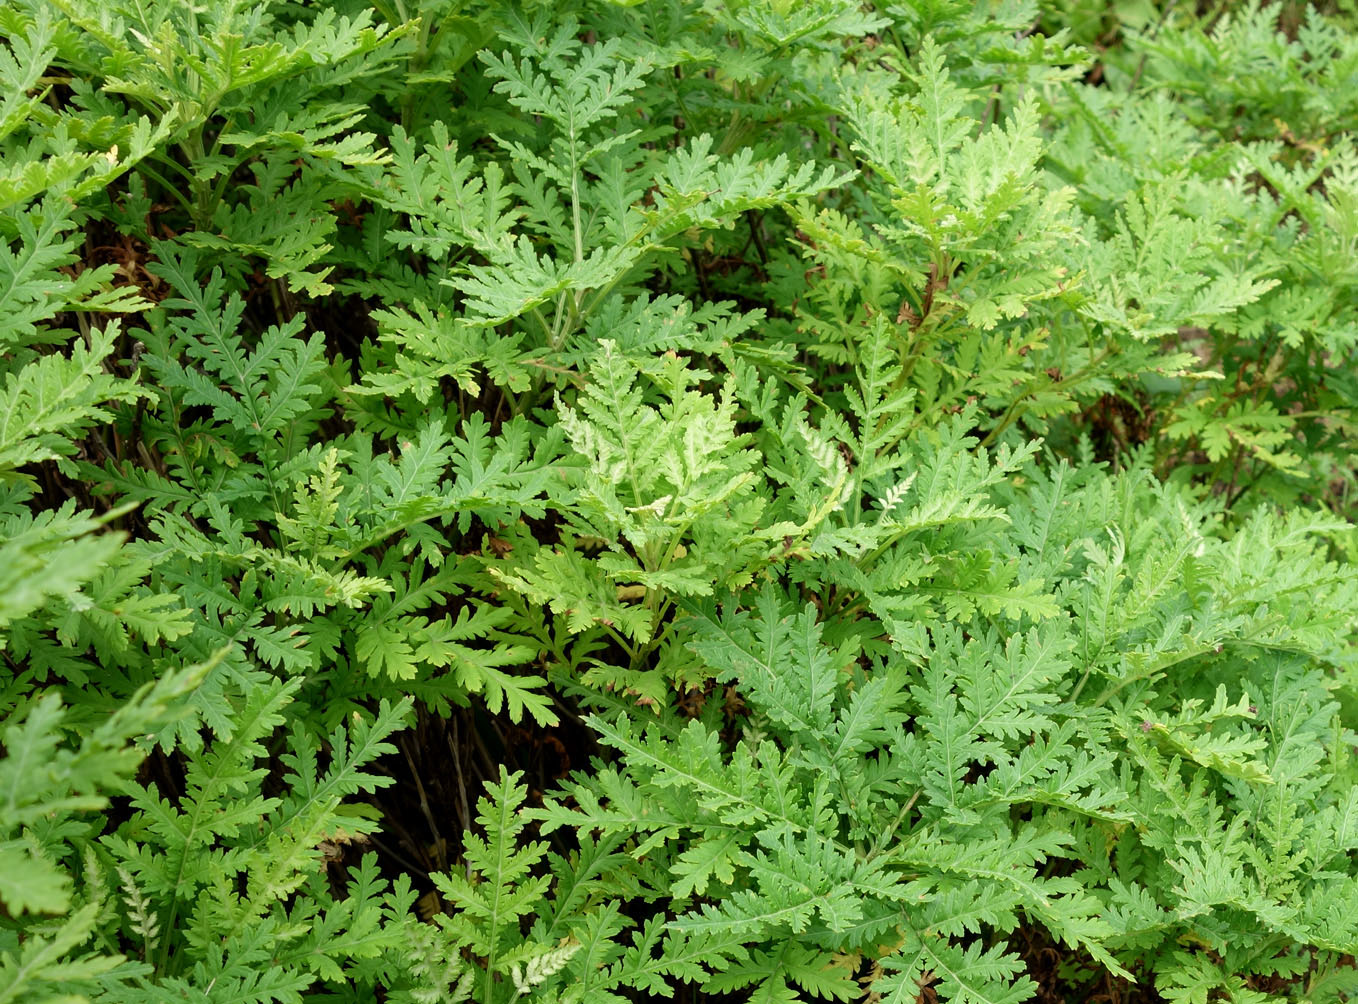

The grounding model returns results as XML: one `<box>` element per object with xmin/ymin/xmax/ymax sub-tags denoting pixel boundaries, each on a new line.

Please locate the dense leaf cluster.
<box><xmin>4</xmin><ymin>0</ymin><xmax>1358</xmax><ymax>1002</ymax></box>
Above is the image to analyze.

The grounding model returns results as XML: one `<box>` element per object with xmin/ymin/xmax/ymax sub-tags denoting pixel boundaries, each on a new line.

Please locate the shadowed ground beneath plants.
<box><xmin>354</xmin><ymin>695</ymin><xmax>597</xmax><ymax>909</ymax></box>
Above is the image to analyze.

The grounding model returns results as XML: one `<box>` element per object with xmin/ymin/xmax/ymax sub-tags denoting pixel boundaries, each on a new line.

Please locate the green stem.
<box><xmin>979</xmin><ymin>343</ymin><xmax>1116</xmax><ymax>449</ymax></box>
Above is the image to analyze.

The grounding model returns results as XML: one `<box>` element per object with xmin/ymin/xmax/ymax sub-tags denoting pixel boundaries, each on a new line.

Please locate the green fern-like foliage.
<box><xmin>89</xmin><ymin>245</ymin><xmax>560</xmax><ymax>731</ymax></box>
<box><xmin>348</xmin><ymin>11</ymin><xmax>844</xmax><ymax>417</ymax></box>
<box><xmin>0</xmin><ymin>669</ymin><xmax>200</xmax><ymax>1004</ymax></box>
<box><xmin>100</xmin><ymin>686</ymin><xmax>415</xmax><ymax>1002</ymax></box>
<box><xmin>488</xmin><ymin>341</ymin><xmax>810</xmax><ymax>703</ymax></box>
<box><xmin>5</xmin><ymin>0</ymin><xmax>1358</xmax><ymax>1002</ymax></box>
<box><xmin>1042</xmin><ymin>1</ymin><xmax>1358</xmax><ymax>506</ymax></box>
<box><xmin>0</xmin><ymin>18</ymin><xmax>196</xmax><ymax>1000</ymax></box>
<box><xmin>529</xmin><ymin>460</ymin><xmax>1358</xmax><ymax>1002</ymax></box>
